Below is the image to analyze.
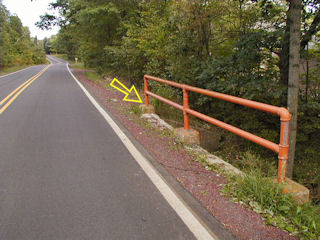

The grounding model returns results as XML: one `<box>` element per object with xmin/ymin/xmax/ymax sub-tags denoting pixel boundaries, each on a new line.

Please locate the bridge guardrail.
<box><xmin>143</xmin><ymin>74</ymin><xmax>291</xmax><ymax>183</ymax></box>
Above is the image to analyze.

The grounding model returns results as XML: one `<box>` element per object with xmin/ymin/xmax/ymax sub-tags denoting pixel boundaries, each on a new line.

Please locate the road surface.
<box><xmin>0</xmin><ymin>56</ymin><xmax>231</xmax><ymax>240</ymax></box>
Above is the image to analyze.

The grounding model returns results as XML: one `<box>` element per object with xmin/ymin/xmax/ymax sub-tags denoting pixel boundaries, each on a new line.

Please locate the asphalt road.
<box><xmin>0</xmin><ymin>65</ymin><xmax>47</xmax><ymax>101</ymax></box>
<box><xmin>0</xmin><ymin>57</ymin><xmax>229</xmax><ymax>240</ymax></box>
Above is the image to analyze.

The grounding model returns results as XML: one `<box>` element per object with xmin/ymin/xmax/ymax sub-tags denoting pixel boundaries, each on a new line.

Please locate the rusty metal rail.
<box><xmin>143</xmin><ymin>74</ymin><xmax>291</xmax><ymax>183</ymax></box>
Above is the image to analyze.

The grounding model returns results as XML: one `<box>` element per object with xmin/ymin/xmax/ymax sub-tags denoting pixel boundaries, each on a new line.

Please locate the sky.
<box><xmin>2</xmin><ymin>0</ymin><xmax>60</xmax><ymax>40</ymax></box>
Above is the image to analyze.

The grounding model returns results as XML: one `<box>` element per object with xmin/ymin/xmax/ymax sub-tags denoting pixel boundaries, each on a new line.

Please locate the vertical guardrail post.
<box><xmin>144</xmin><ymin>76</ymin><xmax>149</xmax><ymax>106</ymax></box>
<box><xmin>183</xmin><ymin>86</ymin><xmax>190</xmax><ymax>130</ymax></box>
<box><xmin>278</xmin><ymin>108</ymin><xmax>291</xmax><ymax>183</ymax></box>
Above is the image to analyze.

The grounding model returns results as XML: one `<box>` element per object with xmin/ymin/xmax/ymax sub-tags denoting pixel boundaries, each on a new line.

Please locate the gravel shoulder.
<box><xmin>72</xmin><ymin>68</ymin><xmax>299</xmax><ymax>240</ymax></box>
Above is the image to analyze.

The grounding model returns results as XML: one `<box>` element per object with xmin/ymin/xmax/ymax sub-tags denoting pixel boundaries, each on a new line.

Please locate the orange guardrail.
<box><xmin>143</xmin><ymin>74</ymin><xmax>291</xmax><ymax>183</ymax></box>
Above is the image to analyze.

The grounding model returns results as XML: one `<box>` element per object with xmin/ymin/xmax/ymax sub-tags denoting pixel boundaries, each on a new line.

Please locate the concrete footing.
<box><xmin>174</xmin><ymin>128</ymin><xmax>200</xmax><ymax>145</ymax></box>
<box><xmin>281</xmin><ymin>178</ymin><xmax>310</xmax><ymax>205</ymax></box>
<box><xmin>139</xmin><ymin>104</ymin><xmax>155</xmax><ymax>114</ymax></box>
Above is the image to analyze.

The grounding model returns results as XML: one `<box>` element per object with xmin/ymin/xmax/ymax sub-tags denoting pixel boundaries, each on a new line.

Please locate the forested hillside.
<box><xmin>0</xmin><ymin>2</ymin><xmax>46</xmax><ymax>70</ymax></box>
<box><xmin>39</xmin><ymin>0</ymin><xmax>319</xmax><ymax>192</ymax></box>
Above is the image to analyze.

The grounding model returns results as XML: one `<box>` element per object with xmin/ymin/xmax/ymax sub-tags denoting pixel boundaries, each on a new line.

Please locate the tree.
<box><xmin>0</xmin><ymin>2</ymin><xmax>46</xmax><ymax>68</ymax></box>
<box><xmin>43</xmin><ymin>37</ymin><xmax>51</xmax><ymax>54</ymax></box>
<box><xmin>257</xmin><ymin>0</ymin><xmax>320</xmax><ymax>178</ymax></box>
<box><xmin>286</xmin><ymin>0</ymin><xmax>302</xmax><ymax>178</ymax></box>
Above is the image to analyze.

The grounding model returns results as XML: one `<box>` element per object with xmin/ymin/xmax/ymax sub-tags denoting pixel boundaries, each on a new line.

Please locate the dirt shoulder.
<box><xmin>71</xmin><ymin>67</ymin><xmax>298</xmax><ymax>240</ymax></box>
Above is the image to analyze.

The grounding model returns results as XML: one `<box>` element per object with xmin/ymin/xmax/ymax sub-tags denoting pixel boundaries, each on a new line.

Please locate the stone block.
<box><xmin>174</xmin><ymin>128</ymin><xmax>200</xmax><ymax>145</ymax></box>
<box><xmin>281</xmin><ymin>178</ymin><xmax>310</xmax><ymax>205</ymax></box>
<box><xmin>139</xmin><ymin>104</ymin><xmax>155</xmax><ymax>114</ymax></box>
<box><xmin>141</xmin><ymin>113</ymin><xmax>174</xmax><ymax>131</ymax></box>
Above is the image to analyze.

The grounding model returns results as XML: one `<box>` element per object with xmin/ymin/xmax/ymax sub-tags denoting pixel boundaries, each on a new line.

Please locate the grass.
<box><xmin>128</xmin><ymin>104</ymin><xmax>142</xmax><ymax>115</ymax></box>
<box><xmin>188</xmin><ymin>147</ymin><xmax>320</xmax><ymax>239</ymax></box>
<box><xmin>235</xmin><ymin>151</ymin><xmax>277</xmax><ymax>177</ymax></box>
<box><xmin>222</xmin><ymin>151</ymin><xmax>320</xmax><ymax>240</ymax></box>
<box><xmin>85</xmin><ymin>71</ymin><xmax>102</xmax><ymax>83</ymax></box>
<box><xmin>0</xmin><ymin>65</ymin><xmax>33</xmax><ymax>76</ymax></box>
<box><xmin>71</xmin><ymin>62</ymin><xmax>86</xmax><ymax>70</ymax></box>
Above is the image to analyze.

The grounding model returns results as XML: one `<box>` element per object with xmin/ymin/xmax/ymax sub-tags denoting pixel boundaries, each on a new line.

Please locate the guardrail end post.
<box><xmin>278</xmin><ymin>110</ymin><xmax>290</xmax><ymax>183</ymax></box>
<box><xmin>144</xmin><ymin>75</ymin><xmax>149</xmax><ymax>106</ymax></box>
<box><xmin>277</xmin><ymin>156</ymin><xmax>287</xmax><ymax>183</ymax></box>
<box><xmin>183</xmin><ymin>87</ymin><xmax>190</xmax><ymax>130</ymax></box>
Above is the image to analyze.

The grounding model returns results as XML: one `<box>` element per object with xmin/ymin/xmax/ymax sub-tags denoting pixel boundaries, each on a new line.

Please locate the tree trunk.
<box><xmin>278</xmin><ymin>4</ymin><xmax>291</xmax><ymax>105</ymax></box>
<box><xmin>279</xmin><ymin>9</ymin><xmax>291</xmax><ymax>88</ymax></box>
<box><xmin>286</xmin><ymin>0</ymin><xmax>301</xmax><ymax>178</ymax></box>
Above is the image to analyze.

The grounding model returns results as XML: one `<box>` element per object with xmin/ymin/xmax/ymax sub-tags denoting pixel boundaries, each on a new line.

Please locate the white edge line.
<box><xmin>0</xmin><ymin>66</ymin><xmax>35</xmax><ymax>78</ymax></box>
<box><xmin>66</xmin><ymin>63</ymin><xmax>217</xmax><ymax>240</ymax></box>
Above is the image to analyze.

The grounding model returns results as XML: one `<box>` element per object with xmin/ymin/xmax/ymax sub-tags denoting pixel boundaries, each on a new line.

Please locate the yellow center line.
<box><xmin>0</xmin><ymin>66</ymin><xmax>47</xmax><ymax>105</ymax></box>
<box><xmin>0</xmin><ymin>65</ymin><xmax>51</xmax><ymax>114</ymax></box>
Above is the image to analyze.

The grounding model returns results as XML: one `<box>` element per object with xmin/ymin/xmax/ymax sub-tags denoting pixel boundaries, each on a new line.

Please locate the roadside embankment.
<box><xmin>70</xmin><ymin>65</ymin><xmax>305</xmax><ymax>240</ymax></box>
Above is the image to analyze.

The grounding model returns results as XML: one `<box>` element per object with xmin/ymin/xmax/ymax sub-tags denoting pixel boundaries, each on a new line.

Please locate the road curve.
<box><xmin>0</xmin><ymin>59</ymin><xmax>202</xmax><ymax>240</ymax></box>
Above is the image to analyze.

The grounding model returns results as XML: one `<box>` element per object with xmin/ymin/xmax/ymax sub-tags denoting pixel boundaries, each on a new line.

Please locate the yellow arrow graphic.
<box><xmin>110</xmin><ymin>78</ymin><xmax>143</xmax><ymax>103</ymax></box>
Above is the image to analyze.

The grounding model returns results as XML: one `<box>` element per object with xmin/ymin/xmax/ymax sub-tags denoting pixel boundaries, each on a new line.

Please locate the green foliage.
<box><xmin>223</xmin><ymin>170</ymin><xmax>320</xmax><ymax>239</ymax></box>
<box><xmin>50</xmin><ymin>26</ymin><xmax>79</xmax><ymax>60</ymax></box>
<box><xmin>70</xmin><ymin>62</ymin><xmax>85</xmax><ymax>70</ymax></box>
<box><xmin>294</xmin><ymin>102</ymin><xmax>320</xmax><ymax>186</ymax></box>
<box><xmin>0</xmin><ymin>3</ymin><xmax>46</xmax><ymax>69</ymax></box>
<box><xmin>302</xmin><ymin>66</ymin><xmax>320</xmax><ymax>102</ymax></box>
<box><xmin>149</xmin><ymin>82</ymin><xmax>181</xmax><ymax>108</ymax></box>
<box><xmin>195</xmin><ymin>32</ymin><xmax>283</xmax><ymax>103</ymax></box>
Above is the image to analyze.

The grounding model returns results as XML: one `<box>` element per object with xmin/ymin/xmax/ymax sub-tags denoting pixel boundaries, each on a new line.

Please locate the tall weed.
<box><xmin>223</xmin><ymin>169</ymin><xmax>320</xmax><ymax>239</ymax></box>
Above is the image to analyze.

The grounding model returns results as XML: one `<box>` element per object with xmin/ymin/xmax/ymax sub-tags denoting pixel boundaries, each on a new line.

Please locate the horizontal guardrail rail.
<box><xmin>143</xmin><ymin>74</ymin><xmax>291</xmax><ymax>183</ymax></box>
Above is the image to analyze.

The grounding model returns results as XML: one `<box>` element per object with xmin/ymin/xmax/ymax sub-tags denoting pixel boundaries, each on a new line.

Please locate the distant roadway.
<box><xmin>0</xmin><ymin>56</ymin><xmax>232</xmax><ymax>240</ymax></box>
